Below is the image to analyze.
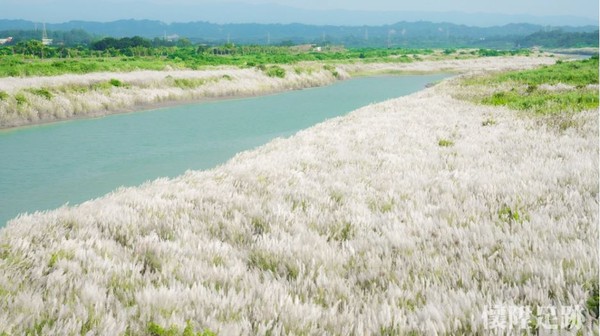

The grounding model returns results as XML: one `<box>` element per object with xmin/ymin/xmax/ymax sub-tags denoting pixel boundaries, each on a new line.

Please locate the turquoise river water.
<box><xmin>0</xmin><ymin>74</ymin><xmax>448</xmax><ymax>226</ymax></box>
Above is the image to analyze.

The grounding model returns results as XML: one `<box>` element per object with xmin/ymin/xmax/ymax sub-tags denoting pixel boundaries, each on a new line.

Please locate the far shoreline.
<box><xmin>0</xmin><ymin>56</ymin><xmax>559</xmax><ymax>130</ymax></box>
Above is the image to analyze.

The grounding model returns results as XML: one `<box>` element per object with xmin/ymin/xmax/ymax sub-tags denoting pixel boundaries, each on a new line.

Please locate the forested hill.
<box><xmin>0</xmin><ymin>19</ymin><xmax>597</xmax><ymax>48</ymax></box>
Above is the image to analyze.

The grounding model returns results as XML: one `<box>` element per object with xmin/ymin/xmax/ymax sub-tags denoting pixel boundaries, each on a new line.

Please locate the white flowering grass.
<box><xmin>0</xmin><ymin>72</ymin><xmax>597</xmax><ymax>334</ymax></box>
<box><xmin>0</xmin><ymin>65</ymin><xmax>343</xmax><ymax>128</ymax></box>
<box><xmin>338</xmin><ymin>56</ymin><xmax>557</xmax><ymax>75</ymax></box>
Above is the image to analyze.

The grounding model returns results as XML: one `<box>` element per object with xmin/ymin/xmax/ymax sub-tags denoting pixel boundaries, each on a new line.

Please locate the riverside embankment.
<box><xmin>0</xmin><ymin>56</ymin><xmax>556</xmax><ymax>128</ymax></box>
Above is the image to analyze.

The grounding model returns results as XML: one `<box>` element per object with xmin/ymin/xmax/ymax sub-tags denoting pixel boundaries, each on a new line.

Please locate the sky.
<box><xmin>224</xmin><ymin>0</ymin><xmax>599</xmax><ymax>17</ymax></box>
<box><xmin>1</xmin><ymin>0</ymin><xmax>599</xmax><ymax>25</ymax></box>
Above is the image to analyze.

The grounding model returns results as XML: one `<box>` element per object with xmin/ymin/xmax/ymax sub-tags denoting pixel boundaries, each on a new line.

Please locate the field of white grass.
<box><xmin>0</xmin><ymin>62</ymin><xmax>597</xmax><ymax>334</ymax></box>
<box><xmin>337</xmin><ymin>56</ymin><xmax>557</xmax><ymax>75</ymax></box>
<box><xmin>0</xmin><ymin>65</ymin><xmax>345</xmax><ymax>128</ymax></box>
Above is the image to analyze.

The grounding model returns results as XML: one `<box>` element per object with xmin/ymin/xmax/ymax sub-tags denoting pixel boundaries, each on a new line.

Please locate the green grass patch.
<box><xmin>483</xmin><ymin>89</ymin><xmax>599</xmax><ymax>115</ymax></box>
<box><xmin>464</xmin><ymin>56</ymin><xmax>599</xmax><ymax>116</ymax></box>
<box><xmin>492</xmin><ymin>57</ymin><xmax>598</xmax><ymax>86</ymax></box>
<box><xmin>48</xmin><ymin>249</ymin><xmax>74</xmax><ymax>268</ymax></box>
<box><xmin>438</xmin><ymin>139</ymin><xmax>455</xmax><ymax>147</ymax></box>
<box><xmin>148</xmin><ymin>321</ymin><xmax>216</xmax><ymax>336</ymax></box>
<box><xmin>0</xmin><ymin>91</ymin><xmax>8</xmax><ymax>101</ymax></box>
<box><xmin>109</xmin><ymin>78</ymin><xmax>124</xmax><ymax>87</ymax></box>
<box><xmin>587</xmin><ymin>283</ymin><xmax>599</xmax><ymax>319</ymax></box>
<box><xmin>27</xmin><ymin>88</ymin><xmax>53</xmax><ymax>100</ymax></box>
<box><xmin>247</xmin><ymin>249</ymin><xmax>299</xmax><ymax>280</ymax></box>
<box><xmin>248</xmin><ymin>250</ymin><xmax>278</xmax><ymax>274</ymax></box>
<box><xmin>0</xmin><ymin>56</ymin><xmax>173</xmax><ymax>77</ymax></box>
<box><xmin>172</xmin><ymin>78</ymin><xmax>207</xmax><ymax>89</ymax></box>
<box><xmin>91</xmin><ymin>79</ymin><xmax>130</xmax><ymax>91</ymax></box>
<box><xmin>14</xmin><ymin>93</ymin><xmax>28</xmax><ymax>105</ymax></box>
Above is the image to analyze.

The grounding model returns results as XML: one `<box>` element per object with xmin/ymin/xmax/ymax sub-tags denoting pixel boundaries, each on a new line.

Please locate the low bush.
<box><xmin>265</xmin><ymin>65</ymin><xmax>286</xmax><ymax>78</ymax></box>
<box><xmin>28</xmin><ymin>88</ymin><xmax>53</xmax><ymax>100</ymax></box>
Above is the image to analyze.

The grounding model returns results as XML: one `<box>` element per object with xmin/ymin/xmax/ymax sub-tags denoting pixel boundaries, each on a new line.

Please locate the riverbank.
<box><xmin>0</xmin><ymin>56</ymin><xmax>557</xmax><ymax>129</ymax></box>
<box><xmin>0</xmin><ymin>65</ymin><xmax>345</xmax><ymax>129</ymax></box>
<box><xmin>0</xmin><ymin>64</ymin><xmax>597</xmax><ymax>334</ymax></box>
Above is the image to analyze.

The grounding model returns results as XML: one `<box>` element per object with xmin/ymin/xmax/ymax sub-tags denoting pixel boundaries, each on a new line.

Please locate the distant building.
<box><xmin>165</xmin><ymin>34</ymin><xmax>180</xmax><ymax>42</ymax></box>
<box><xmin>0</xmin><ymin>37</ymin><xmax>13</xmax><ymax>45</ymax></box>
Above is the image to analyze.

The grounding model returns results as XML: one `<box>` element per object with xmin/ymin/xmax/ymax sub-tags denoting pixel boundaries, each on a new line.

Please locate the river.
<box><xmin>0</xmin><ymin>74</ymin><xmax>449</xmax><ymax>226</ymax></box>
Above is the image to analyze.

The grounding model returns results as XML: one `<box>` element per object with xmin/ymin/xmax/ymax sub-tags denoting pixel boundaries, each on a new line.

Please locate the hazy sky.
<box><xmin>2</xmin><ymin>0</ymin><xmax>599</xmax><ymax>23</ymax></box>
<box><xmin>225</xmin><ymin>0</ymin><xmax>598</xmax><ymax>17</ymax></box>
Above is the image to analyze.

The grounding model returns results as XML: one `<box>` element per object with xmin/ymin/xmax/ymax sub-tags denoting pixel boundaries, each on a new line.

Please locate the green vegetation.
<box><xmin>172</xmin><ymin>78</ymin><xmax>207</xmax><ymax>89</ymax></box>
<box><xmin>109</xmin><ymin>78</ymin><xmax>124</xmax><ymax>87</ymax></box>
<box><xmin>3</xmin><ymin>21</ymin><xmax>598</xmax><ymax>49</ymax></box>
<box><xmin>323</xmin><ymin>64</ymin><xmax>340</xmax><ymax>78</ymax></box>
<box><xmin>588</xmin><ymin>282</ymin><xmax>599</xmax><ymax>319</ymax></box>
<box><xmin>482</xmin><ymin>90</ymin><xmax>598</xmax><ymax>115</ymax></box>
<box><xmin>0</xmin><ymin>34</ymin><xmax>534</xmax><ymax>78</ymax></box>
<box><xmin>148</xmin><ymin>321</ymin><xmax>216</xmax><ymax>336</ymax></box>
<box><xmin>48</xmin><ymin>250</ymin><xmax>74</xmax><ymax>268</ymax></box>
<box><xmin>27</xmin><ymin>88</ymin><xmax>53</xmax><ymax>100</ymax></box>
<box><xmin>498</xmin><ymin>205</ymin><xmax>524</xmax><ymax>225</ymax></box>
<box><xmin>438</xmin><ymin>139</ymin><xmax>455</xmax><ymax>147</ymax></box>
<box><xmin>264</xmin><ymin>65</ymin><xmax>286</xmax><ymax>78</ymax></box>
<box><xmin>492</xmin><ymin>57</ymin><xmax>598</xmax><ymax>87</ymax></box>
<box><xmin>14</xmin><ymin>93</ymin><xmax>28</xmax><ymax>105</ymax></box>
<box><xmin>0</xmin><ymin>56</ymin><xmax>174</xmax><ymax>77</ymax></box>
<box><xmin>463</xmin><ymin>56</ymin><xmax>599</xmax><ymax>115</ymax></box>
<box><xmin>476</xmin><ymin>48</ymin><xmax>531</xmax><ymax>57</ymax></box>
<box><xmin>517</xmin><ymin>30</ymin><xmax>599</xmax><ymax>49</ymax></box>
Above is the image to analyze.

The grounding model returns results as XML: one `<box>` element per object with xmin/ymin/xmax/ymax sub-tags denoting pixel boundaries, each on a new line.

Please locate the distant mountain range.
<box><xmin>0</xmin><ymin>19</ymin><xmax>598</xmax><ymax>49</ymax></box>
<box><xmin>2</xmin><ymin>1</ymin><xmax>599</xmax><ymax>27</ymax></box>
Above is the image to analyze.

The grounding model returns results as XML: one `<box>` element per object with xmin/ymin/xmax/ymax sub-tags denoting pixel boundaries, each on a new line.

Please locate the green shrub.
<box><xmin>109</xmin><ymin>78</ymin><xmax>124</xmax><ymax>87</ymax></box>
<box><xmin>28</xmin><ymin>88</ymin><xmax>53</xmax><ymax>100</ymax></box>
<box><xmin>15</xmin><ymin>93</ymin><xmax>27</xmax><ymax>105</ymax></box>
<box><xmin>323</xmin><ymin>64</ymin><xmax>339</xmax><ymax>78</ymax></box>
<box><xmin>265</xmin><ymin>65</ymin><xmax>286</xmax><ymax>78</ymax></box>
<box><xmin>0</xmin><ymin>91</ymin><xmax>8</xmax><ymax>101</ymax></box>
